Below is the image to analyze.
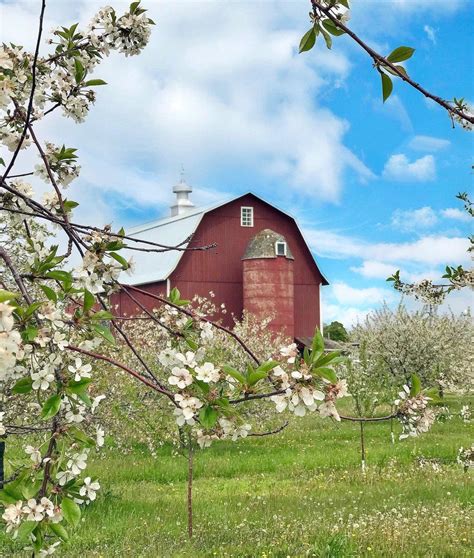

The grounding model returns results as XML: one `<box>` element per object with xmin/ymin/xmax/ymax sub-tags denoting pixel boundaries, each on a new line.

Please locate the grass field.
<box><xmin>1</xmin><ymin>397</ymin><xmax>473</xmax><ymax>557</ymax></box>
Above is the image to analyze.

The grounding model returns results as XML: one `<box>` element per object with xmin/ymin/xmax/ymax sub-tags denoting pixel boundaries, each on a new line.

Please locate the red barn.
<box><xmin>114</xmin><ymin>178</ymin><xmax>328</xmax><ymax>343</ymax></box>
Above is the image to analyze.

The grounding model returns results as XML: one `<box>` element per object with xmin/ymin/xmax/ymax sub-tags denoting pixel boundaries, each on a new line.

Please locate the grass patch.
<box><xmin>1</xmin><ymin>397</ymin><xmax>473</xmax><ymax>557</ymax></box>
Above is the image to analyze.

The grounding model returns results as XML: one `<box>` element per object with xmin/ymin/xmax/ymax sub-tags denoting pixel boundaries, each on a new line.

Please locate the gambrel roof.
<box><xmin>121</xmin><ymin>192</ymin><xmax>329</xmax><ymax>286</ymax></box>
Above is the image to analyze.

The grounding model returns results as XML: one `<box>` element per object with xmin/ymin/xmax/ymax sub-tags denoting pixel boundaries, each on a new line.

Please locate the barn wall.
<box><xmin>170</xmin><ymin>194</ymin><xmax>324</xmax><ymax>336</ymax></box>
<box><xmin>110</xmin><ymin>281</ymin><xmax>167</xmax><ymax>316</ymax></box>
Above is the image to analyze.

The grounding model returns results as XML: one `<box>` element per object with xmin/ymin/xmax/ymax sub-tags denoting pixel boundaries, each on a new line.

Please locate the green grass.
<box><xmin>1</xmin><ymin>397</ymin><xmax>473</xmax><ymax>557</ymax></box>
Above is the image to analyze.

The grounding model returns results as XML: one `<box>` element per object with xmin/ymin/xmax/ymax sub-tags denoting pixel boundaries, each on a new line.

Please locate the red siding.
<box><xmin>111</xmin><ymin>281</ymin><xmax>167</xmax><ymax>316</ymax></box>
<box><xmin>112</xmin><ymin>194</ymin><xmax>324</xmax><ymax>338</ymax></box>
<box><xmin>243</xmin><ymin>257</ymin><xmax>295</xmax><ymax>338</ymax></box>
<box><xmin>170</xmin><ymin>194</ymin><xmax>323</xmax><ymax>338</ymax></box>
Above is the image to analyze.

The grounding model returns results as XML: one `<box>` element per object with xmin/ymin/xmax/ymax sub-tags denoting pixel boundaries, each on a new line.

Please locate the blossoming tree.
<box><xmin>0</xmin><ymin>1</ymin><xmax>440</xmax><ymax>554</ymax></box>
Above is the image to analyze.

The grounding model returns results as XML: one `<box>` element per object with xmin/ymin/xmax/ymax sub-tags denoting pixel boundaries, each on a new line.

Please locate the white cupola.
<box><xmin>170</xmin><ymin>170</ymin><xmax>195</xmax><ymax>217</ymax></box>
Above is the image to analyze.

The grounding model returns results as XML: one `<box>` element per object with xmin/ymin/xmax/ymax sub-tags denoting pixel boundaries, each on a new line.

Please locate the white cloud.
<box><xmin>305</xmin><ymin>227</ymin><xmax>471</xmax><ymax>267</ymax></box>
<box><xmin>350</xmin><ymin>260</ymin><xmax>399</xmax><ymax>279</ymax></box>
<box><xmin>322</xmin><ymin>302</ymin><xmax>373</xmax><ymax>329</ymax></box>
<box><xmin>383</xmin><ymin>153</ymin><xmax>436</xmax><ymax>181</ymax></box>
<box><xmin>330</xmin><ymin>281</ymin><xmax>396</xmax><ymax>306</ymax></box>
<box><xmin>423</xmin><ymin>25</ymin><xmax>437</xmax><ymax>44</ymax></box>
<box><xmin>373</xmin><ymin>95</ymin><xmax>413</xmax><ymax>132</ymax></box>
<box><xmin>408</xmin><ymin>135</ymin><xmax>450</xmax><ymax>151</ymax></box>
<box><xmin>441</xmin><ymin>207</ymin><xmax>471</xmax><ymax>222</ymax></box>
<box><xmin>0</xmin><ymin>0</ymin><xmax>375</xmax><ymax>211</ymax></box>
<box><xmin>391</xmin><ymin>206</ymin><xmax>438</xmax><ymax>231</ymax></box>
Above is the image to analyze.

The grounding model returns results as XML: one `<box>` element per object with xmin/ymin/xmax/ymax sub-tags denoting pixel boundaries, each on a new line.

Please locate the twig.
<box><xmin>310</xmin><ymin>0</ymin><xmax>473</xmax><ymax>124</ymax></box>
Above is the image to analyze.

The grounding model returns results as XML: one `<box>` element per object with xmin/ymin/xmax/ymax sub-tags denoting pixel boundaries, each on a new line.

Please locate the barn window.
<box><xmin>275</xmin><ymin>241</ymin><xmax>287</xmax><ymax>256</ymax></box>
<box><xmin>241</xmin><ymin>206</ymin><xmax>254</xmax><ymax>227</ymax></box>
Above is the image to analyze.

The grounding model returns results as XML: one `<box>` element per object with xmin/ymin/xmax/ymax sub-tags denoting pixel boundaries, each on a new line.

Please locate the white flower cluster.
<box><xmin>89</xmin><ymin>5</ymin><xmax>153</xmax><ymax>57</ymax></box>
<box><xmin>271</xmin><ymin>364</ymin><xmax>349</xmax><ymax>420</ymax></box>
<box><xmin>457</xmin><ymin>445</ymin><xmax>474</xmax><ymax>470</ymax></box>
<box><xmin>460</xmin><ymin>405</ymin><xmax>472</xmax><ymax>423</ymax></box>
<box><xmin>218</xmin><ymin>418</ymin><xmax>251</xmax><ymax>441</ymax></box>
<box><xmin>34</xmin><ymin>143</ymin><xmax>81</xmax><ymax>188</ymax></box>
<box><xmin>0</xmin><ymin>301</ymin><xmax>24</xmax><ymax>382</ymax></box>
<box><xmin>2</xmin><ymin>497</ymin><xmax>62</xmax><ymax>534</ymax></box>
<box><xmin>56</xmin><ymin>449</ymin><xmax>90</xmax><ymax>486</ymax></box>
<box><xmin>394</xmin><ymin>386</ymin><xmax>436</xmax><ymax>439</ymax></box>
<box><xmin>174</xmin><ymin>394</ymin><xmax>203</xmax><ymax>426</ymax></box>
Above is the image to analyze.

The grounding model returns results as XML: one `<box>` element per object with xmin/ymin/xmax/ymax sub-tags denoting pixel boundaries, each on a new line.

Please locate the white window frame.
<box><xmin>240</xmin><ymin>206</ymin><xmax>254</xmax><ymax>227</ymax></box>
<box><xmin>275</xmin><ymin>241</ymin><xmax>287</xmax><ymax>257</ymax></box>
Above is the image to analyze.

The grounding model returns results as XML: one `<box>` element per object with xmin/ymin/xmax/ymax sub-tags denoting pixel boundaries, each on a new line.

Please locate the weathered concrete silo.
<box><xmin>242</xmin><ymin>229</ymin><xmax>295</xmax><ymax>338</ymax></box>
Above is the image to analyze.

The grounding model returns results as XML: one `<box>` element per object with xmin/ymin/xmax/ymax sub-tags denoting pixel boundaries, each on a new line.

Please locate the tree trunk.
<box><xmin>187</xmin><ymin>435</ymin><xmax>193</xmax><ymax>539</ymax></box>
<box><xmin>0</xmin><ymin>438</ymin><xmax>5</xmax><ymax>489</ymax></box>
<box><xmin>360</xmin><ymin>421</ymin><xmax>366</xmax><ymax>473</ymax></box>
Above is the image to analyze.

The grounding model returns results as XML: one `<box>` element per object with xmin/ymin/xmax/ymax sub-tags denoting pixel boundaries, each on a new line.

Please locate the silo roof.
<box><xmin>242</xmin><ymin>229</ymin><xmax>294</xmax><ymax>260</ymax></box>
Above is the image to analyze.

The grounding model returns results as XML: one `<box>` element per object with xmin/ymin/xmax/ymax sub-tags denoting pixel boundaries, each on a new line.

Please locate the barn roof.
<box><xmin>120</xmin><ymin>192</ymin><xmax>329</xmax><ymax>286</ymax></box>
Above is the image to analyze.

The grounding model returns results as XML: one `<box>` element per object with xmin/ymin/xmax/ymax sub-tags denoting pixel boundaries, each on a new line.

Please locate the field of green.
<box><xmin>1</xmin><ymin>396</ymin><xmax>473</xmax><ymax>557</ymax></box>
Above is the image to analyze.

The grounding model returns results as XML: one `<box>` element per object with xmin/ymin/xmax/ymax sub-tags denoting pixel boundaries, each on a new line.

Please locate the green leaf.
<box><xmin>0</xmin><ymin>490</ymin><xmax>17</xmax><ymax>505</ymax></box>
<box><xmin>222</xmin><ymin>365</ymin><xmax>246</xmax><ymax>385</ymax></box>
<box><xmin>21</xmin><ymin>325</ymin><xmax>38</xmax><ymax>342</ymax></box>
<box><xmin>74</xmin><ymin>57</ymin><xmax>85</xmax><ymax>84</ymax></box>
<box><xmin>194</xmin><ymin>379</ymin><xmax>210</xmax><ymax>395</ymax></box>
<box><xmin>313</xmin><ymin>366</ymin><xmax>338</xmax><ymax>384</ymax></box>
<box><xmin>108</xmin><ymin>251</ymin><xmax>129</xmax><ymax>269</ymax></box>
<box><xmin>0</xmin><ymin>289</ymin><xmax>18</xmax><ymax>302</ymax></box>
<box><xmin>39</xmin><ymin>284</ymin><xmax>57</xmax><ymax>303</ymax></box>
<box><xmin>12</xmin><ymin>377</ymin><xmax>33</xmax><ymax>394</ymax></box>
<box><xmin>313</xmin><ymin>351</ymin><xmax>345</xmax><ymax>368</ymax></box>
<box><xmin>247</xmin><ymin>369</ymin><xmax>269</xmax><ymax>386</ymax></box>
<box><xmin>381</xmin><ymin>71</ymin><xmax>393</xmax><ymax>102</ymax></box>
<box><xmin>185</xmin><ymin>336</ymin><xmax>198</xmax><ymax>351</ymax></box>
<box><xmin>21</xmin><ymin>479</ymin><xmax>42</xmax><ymax>500</ymax></box>
<box><xmin>49</xmin><ymin>522</ymin><xmax>69</xmax><ymax>542</ymax></box>
<box><xmin>382</xmin><ymin>64</ymin><xmax>409</xmax><ymax>79</ymax></box>
<box><xmin>130</xmin><ymin>1</ymin><xmax>141</xmax><ymax>14</ymax></box>
<box><xmin>67</xmin><ymin>378</ymin><xmax>92</xmax><ymax>393</ymax></box>
<box><xmin>61</xmin><ymin>497</ymin><xmax>81</xmax><ymax>526</ymax></box>
<box><xmin>68</xmin><ymin>426</ymin><xmax>96</xmax><ymax>448</ymax></box>
<box><xmin>410</xmin><ymin>374</ymin><xmax>421</xmax><ymax>396</ymax></box>
<box><xmin>84</xmin><ymin>79</ymin><xmax>107</xmax><ymax>86</ymax></box>
<box><xmin>386</xmin><ymin>46</ymin><xmax>415</xmax><ymax>63</ymax></box>
<box><xmin>256</xmin><ymin>360</ymin><xmax>280</xmax><ymax>374</ymax></box>
<box><xmin>83</xmin><ymin>289</ymin><xmax>95</xmax><ymax>313</ymax></box>
<box><xmin>299</xmin><ymin>27</ymin><xmax>316</xmax><ymax>53</ymax></box>
<box><xmin>41</xmin><ymin>394</ymin><xmax>62</xmax><ymax>420</ymax></box>
<box><xmin>169</xmin><ymin>287</ymin><xmax>181</xmax><ymax>303</ymax></box>
<box><xmin>0</xmin><ymin>157</ymin><xmax>5</xmax><ymax>166</ymax></box>
<box><xmin>322</xmin><ymin>19</ymin><xmax>345</xmax><ymax>36</ymax></box>
<box><xmin>17</xmin><ymin>521</ymin><xmax>37</xmax><ymax>541</ymax></box>
<box><xmin>320</xmin><ymin>26</ymin><xmax>332</xmax><ymax>49</ymax></box>
<box><xmin>45</xmin><ymin>270</ymin><xmax>72</xmax><ymax>283</ymax></box>
<box><xmin>199</xmin><ymin>406</ymin><xmax>218</xmax><ymax>429</ymax></box>
<box><xmin>92</xmin><ymin>323</ymin><xmax>115</xmax><ymax>345</ymax></box>
<box><xmin>311</xmin><ymin>328</ymin><xmax>324</xmax><ymax>359</ymax></box>
<box><xmin>90</xmin><ymin>310</ymin><xmax>113</xmax><ymax>321</ymax></box>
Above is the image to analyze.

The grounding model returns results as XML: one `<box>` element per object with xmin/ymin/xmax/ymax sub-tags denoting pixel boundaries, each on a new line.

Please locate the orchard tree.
<box><xmin>324</xmin><ymin>321</ymin><xmax>348</xmax><ymax>342</ymax></box>
<box><xmin>0</xmin><ymin>1</ymin><xmax>442</xmax><ymax>554</ymax></box>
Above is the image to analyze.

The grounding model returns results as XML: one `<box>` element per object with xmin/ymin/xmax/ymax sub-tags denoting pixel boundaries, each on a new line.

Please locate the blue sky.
<box><xmin>2</xmin><ymin>0</ymin><xmax>473</xmax><ymax>326</ymax></box>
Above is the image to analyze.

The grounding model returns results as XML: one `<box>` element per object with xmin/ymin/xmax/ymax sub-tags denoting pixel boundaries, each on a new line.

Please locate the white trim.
<box><xmin>275</xmin><ymin>240</ymin><xmax>287</xmax><ymax>257</ymax></box>
<box><xmin>319</xmin><ymin>286</ymin><xmax>323</xmax><ymax>334</ymax></box>
<box><xmin>240</xmin><ymin>206</ymin><xmax>254</xmax><ymax>227</ymax></box>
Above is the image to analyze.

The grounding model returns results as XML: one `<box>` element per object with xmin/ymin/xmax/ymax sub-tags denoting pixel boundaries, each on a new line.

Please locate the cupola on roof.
<box><xmin>242</xmin><ymin>229</ymin><xmax>294</xmax><ymax>260</ymax></box>
<box><xmin>170</xmin><ymin>170</ymin><xmax>195</xmax><ymax>216</ymax></box>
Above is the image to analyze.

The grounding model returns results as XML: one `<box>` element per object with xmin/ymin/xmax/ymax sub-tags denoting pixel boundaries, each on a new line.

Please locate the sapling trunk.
<box><xmin>359</xmin><ymin>421</ymin><xmax>366</xmax><ymax>473</ymax></box>
<box><xmin>187</xmin><ymin>434</ymin><xmax>193</xmax><ymax>539</ymax></box>
<box><xmin>0</xmin><ymin>438</ymin><xmax>5</xmax><ymax>489</ymax></box>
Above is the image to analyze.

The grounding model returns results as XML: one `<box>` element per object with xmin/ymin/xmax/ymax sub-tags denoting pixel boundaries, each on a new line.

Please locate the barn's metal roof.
<box><xmin>120</xmin><ymin>192</ymin><xmax>329</xmax><ymax>286</ymax></box>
